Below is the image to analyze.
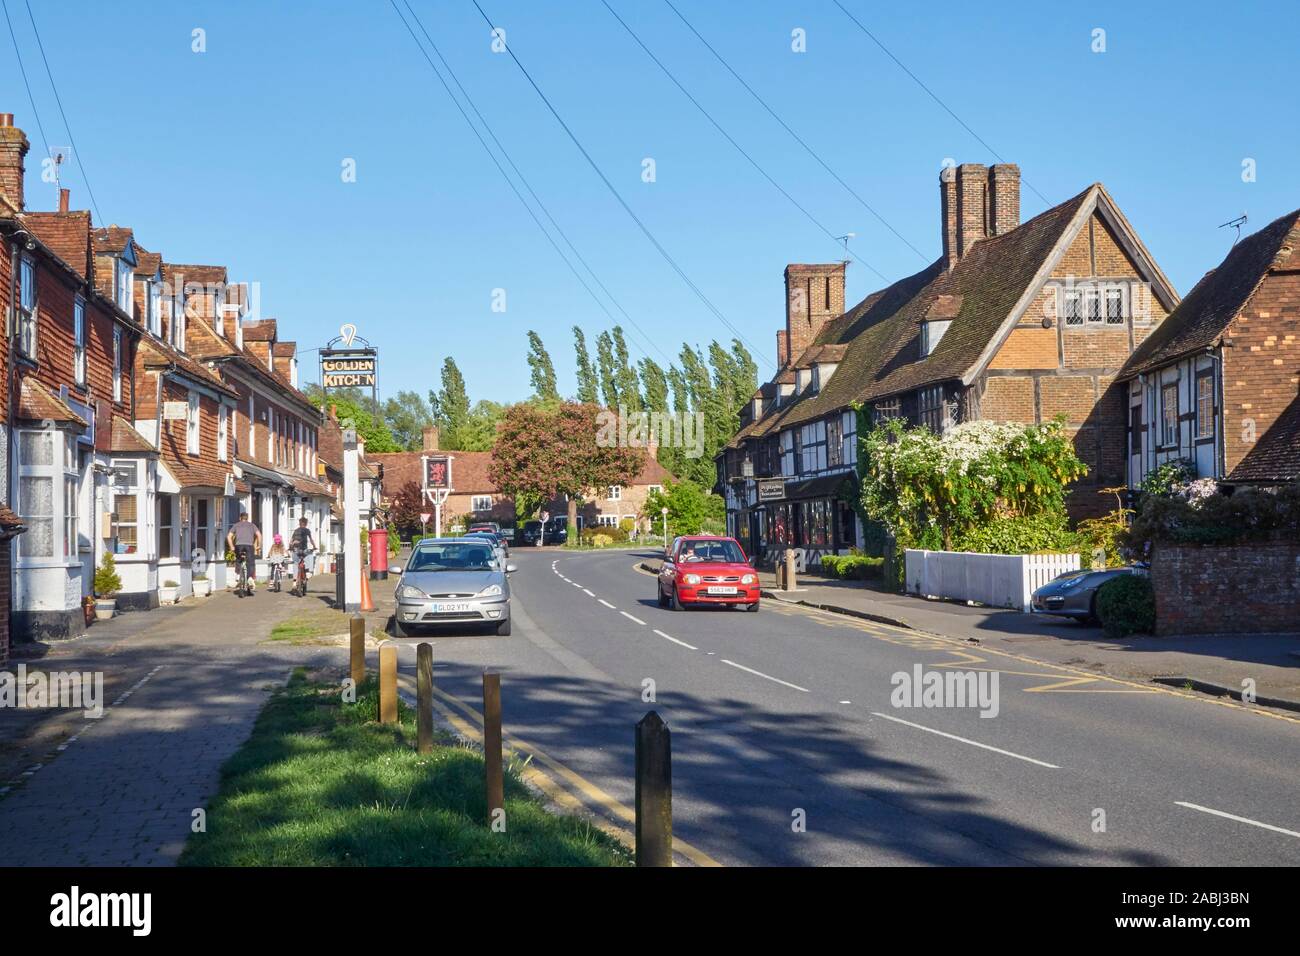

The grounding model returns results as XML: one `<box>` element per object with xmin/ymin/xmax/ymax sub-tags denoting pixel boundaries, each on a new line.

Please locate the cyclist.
<box><xmin>289</xmin><ymin>517</ymin><xmax>316</xmax><ymax>596</ymax></box>
<box><xmin>226</xmin><ymin>512</ymin><xmax>262</xmax><ymax>595</ymax></box>
<box><xmin>267</xmin><ymin>534</ymin><xmax>288</xmax><ymax>592</ymax></box>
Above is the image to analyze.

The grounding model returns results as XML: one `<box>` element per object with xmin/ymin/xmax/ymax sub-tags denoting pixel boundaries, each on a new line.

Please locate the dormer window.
<box><xmin>115</xmin><ymin>258</ymin><xmax>134</xmax><ymax>313</ymax></box>
<box><xmin>921</xmin><ymin>320</ymin><xmax>951</xmax><ymax>357</ymax></box>
<box><xmin>796</xmin><ymin>368</ymin><xmax>813</xmax><ymax>392</ymax></box>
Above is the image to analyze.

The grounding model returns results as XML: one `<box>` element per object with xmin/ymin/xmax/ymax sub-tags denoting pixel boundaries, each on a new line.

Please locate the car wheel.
<box><xmin>1085</xmin><ymin>594</ymin><xmax>1101</xmax><ymax>627</ymax></box>
<box><xmin>657</xmin><ymin>584</ymin><xmax>668</xmax><ymax>608</ymax></box>
<box><xmin>496</xmin><ymin>617</ymin><xmax>512</xmax><ymax>636</ymax></box>
<box><xmin>394</xmin><ymin>619</ymin><xmax>417</xmax><ymax>637</ymax></box>
<box><xmin>670</xmin><ymin>585</ymin><xmax>685</xmax><ymax>611</ymax></box>
<box><xmin>745</xmin><ymin>601</ymin><xmax>759</xmax><ymax>612</ymax></box>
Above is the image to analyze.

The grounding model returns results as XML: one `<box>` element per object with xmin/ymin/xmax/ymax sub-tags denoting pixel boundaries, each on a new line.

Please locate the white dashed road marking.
<box><xmin>1175</xmin><ymin>801</ymin><xmax>1300</xmax><ymax>839</ymax></box>
<box><xmin>870</xmin><ymin>711</ymin><xmax>1060</xmax><ymax>769</ymax></box>
<box><xmin>654</xmin><ymin>629</ymin><xmax>697</xmax><ymax>651</ymax></box>
<box><xmin>620</xmin><ymin>611</ymin><xmax>646</xmax><ymax>626</ymax></box>
<box><xmin>598</xmin><ymin>599</ymin><xmax>616</xmax><ymax>610</ymax></box>
<box><xmin>720</xmin><ymin>659</ymin><xmax>809</xmax><ymax>693</ymax></box>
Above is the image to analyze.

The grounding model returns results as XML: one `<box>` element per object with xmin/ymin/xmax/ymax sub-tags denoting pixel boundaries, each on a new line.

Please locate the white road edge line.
<box><xmin>653</xmin><ymin>629</ymin><xmax>697</xmax><ymax>650</ymax></box>
<box><xmin>720</xmin><ymin>659</ymin><xmax>809</xmax><ymax>693</ymax></box>
<box><xmin>870</xmin><ymin>712</ymin><xmax>1060</xmax><ymax>769</ymax></box>
<box><xmin>620</xmin><ymin>611</ymin><xmax>646</xmax><ymax>626</ymax></box>
<box><xmin>582</xmin><ymin>589</ymin><xmax>595</xmax><ymax>597</ymax></box>
<box><xmin>1175</xmin><ymin>801</ymin><xmax>1300</xmax><ymax>839</ymax></box>
<box><xmin>598</xmin><ymin>599</ymin><xmax>617</xmax><ymax>609</ymax></box>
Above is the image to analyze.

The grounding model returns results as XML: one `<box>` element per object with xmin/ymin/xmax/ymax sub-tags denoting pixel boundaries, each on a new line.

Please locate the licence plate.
<box><xmin>706</xmin><ymin>586</ymin><xmax>738</xmax><ymax>595</ymax></box>
<box><xmin>430</xmin><ymin>602</ymin><xmax>472</xmax><ymax>614</ymax></box>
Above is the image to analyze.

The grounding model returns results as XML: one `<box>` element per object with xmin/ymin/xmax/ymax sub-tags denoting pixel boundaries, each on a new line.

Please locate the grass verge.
<box><xmin>180</xmin><ymin>668</ymin><xmax>630</xmax><ymax>866</ymax></box>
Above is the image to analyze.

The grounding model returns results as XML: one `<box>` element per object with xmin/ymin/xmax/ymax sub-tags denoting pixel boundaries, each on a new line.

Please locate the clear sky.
<box><xmin>5</xmin><ymin>0</ymin><xmax>1298</xmax><ymax>405</ymax></box>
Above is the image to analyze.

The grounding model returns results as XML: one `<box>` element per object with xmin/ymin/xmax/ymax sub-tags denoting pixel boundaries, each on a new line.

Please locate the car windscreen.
<box><xmin>677</xmin><ymin>540</ymin><xmax>745</xmax><ymax>564</ymax></box>
<box><xmin>408</xmin><ymin>543</ymin><xmax>497</xmax><ymax>572</ymax></box>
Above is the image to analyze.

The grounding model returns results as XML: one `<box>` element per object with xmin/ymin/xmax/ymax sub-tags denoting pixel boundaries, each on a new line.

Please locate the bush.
<box><xmin>1096</xmin><ymin>574</ymin><xmax>1156</xmax><ymax>638</ymax></box>
<box><xmin>1128</xmin><ymin>479</ymin><xmax>1300</xmax><ymax>553</ymax></box>
<box><xmin>820</xmin><ymin>552</ymin><xmax>884</xmax><ymax>580</ymax></box>
<box><xmin>93</xmin><ymin>552</ymin><xmax>122</xmax><ymax>598</ymax></box>
<box><xmin>952</xmin><ymin>512</ymin><xmax>1076</xmax><ymax>555</ymax></box>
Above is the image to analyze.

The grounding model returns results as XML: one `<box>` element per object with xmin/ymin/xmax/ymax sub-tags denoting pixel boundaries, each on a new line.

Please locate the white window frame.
<box><xmin>16</xmin><ymin>429</ymin><xmax>79</xmax><ymax>565</ymax></box>
<box><xmin>607</xmin><ymin>485</ymin><xmax>622</xmax><ymax>501</ymax></box>
<box><xmin>111</xmin><ymin>458</ymin><xmax>142</xmax><ymax>556</ymax></box>
<box><xmin>187</xmin><ymin>392</ymin><xmax>200</xmax><ymax>455</ymax></box>
<box><xmin>218</xmin><ymin>404</ymin><xmax>229</xmax><ymax>462</ymax></box>
<box><xmin>471</xmin><ymin>495</ymin><xmax>492</xmax><ymax>512</ymax></box>
<box><xmin>112</xmin><ymin>326</ymin><xmax>123</xmax><ymax>402</ymax></box>
<box><xmin>17</xmin><ymin>254</ymin><xmax>37</xmax><ymax>358</ymax></box>
<box><xmin>115</xmin><ymin>258</ymin><xmax>133</xmax><ymax>313</ymax></box>
<box><xmin>73</xmin><ymin>295</ymin><xmax>86</xmax><ymax>387</ymax></box>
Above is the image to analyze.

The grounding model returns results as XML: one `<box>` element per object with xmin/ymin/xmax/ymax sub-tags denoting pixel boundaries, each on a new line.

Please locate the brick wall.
<box><xmin>0</xmin><ymin>541</ymin><xmax>10</xmax><ymax>668</ymax></box>
<box><xmin>1222</xmin><ymin>270</ymin><xmax>1300</xmax><ymax>473</ymax></box>
<box><xmin>1152</xmin><ymin>542</ymin><xmax>1300</xmax><ymax>636</ymax></box>
<box><xmin>784</xmin><ymin>264</ymin><xmax>845</xmax><ymax>360</ymax></box>
<box><xmin>981</xmin><ymin>376</ymin><xmax>1035</xmax><ymax>422</ymax></box>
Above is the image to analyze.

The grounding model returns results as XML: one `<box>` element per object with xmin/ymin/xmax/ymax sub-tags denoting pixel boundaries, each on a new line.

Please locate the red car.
<box><xmin>657</xmin><ymin>535</ymin><xmax>760</xmax><ymax>612</ymax></box>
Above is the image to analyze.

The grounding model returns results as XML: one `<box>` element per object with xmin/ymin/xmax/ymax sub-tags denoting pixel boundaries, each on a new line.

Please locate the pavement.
<box><xmin>746</xmin><ymin>567</ymin><xmax>1300</xmax><ymax>710</ymax></box>
<box><xmin>0</xmin><ymin>575</ymin><xmax>352</xmax><ymax>865</ymax></box>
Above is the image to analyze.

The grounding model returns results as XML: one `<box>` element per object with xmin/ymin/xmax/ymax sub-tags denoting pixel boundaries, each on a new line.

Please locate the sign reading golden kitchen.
<box><xmin>320</xmin><ymin>350</ymin><xmax>377</xmax><ymax>388</ymax></box>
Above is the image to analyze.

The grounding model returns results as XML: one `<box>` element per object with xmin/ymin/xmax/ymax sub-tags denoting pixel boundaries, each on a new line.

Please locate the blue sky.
<box><xmin>5</xmin><ymin>0</ymin><xmax>1298</xmax><ymax>404</ymax></box>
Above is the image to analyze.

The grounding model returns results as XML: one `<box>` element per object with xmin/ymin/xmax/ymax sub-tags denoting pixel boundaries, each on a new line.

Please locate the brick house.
<box><xmin>183</xmin><ymin>308</ymin><xmax>334</xmax><ymax>576</ymax></box>
<box><xmin>721</xmin><ymin>162</ymin><xmax>1180</xmax><ymax>564</ymax></box>
<box><xmin>1</xmin><ymin>113</ymin><xmax>145</xmax><ymax>638</ymax></box>
<box><xmin>1118</xmin><ymin>207</ymin><xmax>1300</xmax><ymax>487</ymax></box>
<box><xmin>371</xmin><ymin>426</ymin><xmax>673</xmax><ymax>535</ymax></box>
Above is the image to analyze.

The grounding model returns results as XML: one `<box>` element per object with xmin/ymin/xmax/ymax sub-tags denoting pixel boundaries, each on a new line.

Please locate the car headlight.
<box><xmin>1058</xmin><ymin>575</ymin><xmax>1088</xmax><ymax>592</ymax></box>
<box><xmin>741</xmin><ymin>574</ymin><xmax>756</xmax><ymax>585</ymax></box>
<box><xmin>397</xmin><ymin>584</ymin><xmax>424</xmax><ymax>600</ymax></box>
<box><xmin>478</xmin><ymin>583</ymin><xmax>503</xmax><ymax>597</ymax></box>
<box><xmin>684</xmin><ymin>574</ymin><xmax>701</xmax><ymax>585</ymax></box>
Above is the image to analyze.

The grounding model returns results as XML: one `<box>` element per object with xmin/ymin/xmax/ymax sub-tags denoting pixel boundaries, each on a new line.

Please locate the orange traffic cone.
<box><xmin>360</xmin><ymin>568</ymin><xmax>376</xmax><ymax>612</ymax></box>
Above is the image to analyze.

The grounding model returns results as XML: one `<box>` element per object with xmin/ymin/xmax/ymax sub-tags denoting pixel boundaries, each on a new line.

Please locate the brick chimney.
<box><xmin>58</xmin><ymin>187</ymin><xmax>70</xmax><ymax>212</ymax></box>
<box><xmin>784</xmin><ymin>263</ymin><xmax>845</xmax><ymax>362</ymax></box>
<box><xmin>776</xmin><ymin>330</ymin><xmax>789</xmax><ymax>368</ymax></box>
<box><xmin>422</xmin><ymin>425</ymin><xmax>440</xmax><ymax>452</ymax></box>
<box><xmin>942</xmin><ymin>162</ymin><xmax>1021</xmax><ymax>269</ymax></box>
<box><xmin>0</xmin><ymin>113</ymin><xmax>30</xmax><ymax>211</ymax></box>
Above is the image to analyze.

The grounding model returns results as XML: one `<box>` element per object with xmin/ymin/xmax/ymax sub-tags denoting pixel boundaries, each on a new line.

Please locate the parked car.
<box><xmin>657</xmin><ymin>535</ymin><xmax>759</xmax><ymax>611</ymax></box>
<box><xmin>1031</xmin><ymin>564</ymin><xmax>1148</xmax><ymax>624</ymax></box>
<box><xmin>464</xmin><ymin>529</ymin><xmax>508</xmax><ymax>560</ymax></box>
<box><xmin>520</xmin><ymin>518</ymin><xmax>567</xmax><ymax>546</ymax></box>
<box><xmin>393</xmin><ymin>537</ymin><xmax>515</xmax><ymax>636</ymax></box>
<box><xmin>468</xmin><ymin>521</ymin><xmax>501</xmax><ymax>536</ymax></box>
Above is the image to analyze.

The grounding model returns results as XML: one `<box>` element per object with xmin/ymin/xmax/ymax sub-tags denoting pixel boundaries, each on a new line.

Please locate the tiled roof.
<box><xmin>22</xmin><ymin>210</ymin><xmax>94</xmax><ymax>279</ymax></box>
<box><xmin>184</xmin><ymin>314</ymin><xmax>240</xmax><ymax>359</ymax></box>
<box><xmin>17</xmin><ymin>377</ymin><xmax>89</xmax><ymax>426</ymax></box>
<box><xmin>730</xmin><ymin>185</ymin><xmax>1099</xmax><ymax>444</ymax></box>
<box><xmin>1121</xmin><ymin>208</ymin><xmax>1300</xmax><ymax>380</ymax></box>
<box><xmin>92</xmin><ymin>226</ymin><xmax>133</xmax><ymax>255</ymax></box>
<box><xmin>370</xmin><ymin>448</ymin><xmax>674</xmax><ymax>499</ymax></box>
<box><xmin>138</xmin><ymin>337</ymin><xmax>237</xmax><ymax>396</ymax></box>
<box><xmin>156</xmin><ymin>426</ymin><xmax>232</xmax><ymax>492</ymax></box>
<box><xmin>0</xmin><ymin>504</ymin><xmax>26</xmax><ymax>535</ymax></box>
<box><xmin>110</xmin><ymin>417</ymin><xmax>157</xmax><ymax>454</ymax></box>
<box><xmin>242</xmin><ymin>319</ymin><xmax>278</xmax><ymax>342</ymax></box>
<box><xmin>1227</xmin><ymin>395</ymin><xmax>1300</xmax><ymax>483</ymax></box>
<box><xmin>134</xmin><ymin>246</ymin><xmax>162</xmax><ymax>277</ymax></box>
<box><xmin>162</xmin><ymin>263</ymin><xmax>227</xmax><ymax>287</ymax></box>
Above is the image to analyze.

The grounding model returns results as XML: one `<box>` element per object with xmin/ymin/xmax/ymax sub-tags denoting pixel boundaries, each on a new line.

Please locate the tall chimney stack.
<box><xmin>956</xmin><ymin>163</ymin><xmax>989</xmax><ymax>259</ymax></box>
<box><xmin>942</xmin><ymin>162</ymin><xmax>1019</xmax><ymax>269</ymax></box>
<box><xmin>0</xmin><ymin>113</ymin><xmax>30</xmax><ymax>211</ymax></box>
<box><xmin>422</xmin><ymin>425</ymin><xmax>440</xmax><ymax>452</ymax></box>
<box><xmin>783</xmin><ymin>263</ymin><xmax>846</xmax><ymax>363</ymax></box>
<box><xmin>989</xmin><ymin>163</ymin><xmax>1020</xmax><ymax>237</ymax></box>
<box><xmin>58</xmin><ymin>187</ymin><xmax>70</xmax><ymax>212</ymax></box>
<box><xmin>776</xmin><ymin>330</ymin><xmax>789</xmax><ymax>368</ymax></box>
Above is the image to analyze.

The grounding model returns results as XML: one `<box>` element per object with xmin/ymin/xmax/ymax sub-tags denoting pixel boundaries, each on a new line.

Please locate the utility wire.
<box><xmin>400</xmin><ymin>0</ymin><xmax>672</xmax><ymax>369</ymax></box>
<box><xmin>2</xmin><ymin>0</ymin><xmax>51</xmax><ymax>164</ymax></box>
<box><xmin>469</xmin><ymin>0</ymin><xmax>772</xmax><ymax>370</ymax></box>
<box><xmin>23</xmin><ymin>0</ymin><xmax>104</xmax><ymax>223</ymax></box>
<box><xmin>600</xmin><ymin>0</ymin><xmax>889</xmax><ymax>284</ymax></box>
<box><xmin>388</xmin><ymin>0</ymin><xmax>664</xmax><ymax>368</ymax></box>
<box><xmin>660</xmin><ymin>0</ymin><xmax>931</xmax><ymax>263</ymax></box>
<box><xmin>830</xmin><ymin>0</ymin><xmax>1050</xmax><ymax>207</ymax></box>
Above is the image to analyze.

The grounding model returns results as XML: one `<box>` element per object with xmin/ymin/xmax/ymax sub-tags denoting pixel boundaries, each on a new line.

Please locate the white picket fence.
<box><xmin>904</xmin><ymin>549</ymin><xmax>1081</xmax><ymax>612</ymax></box>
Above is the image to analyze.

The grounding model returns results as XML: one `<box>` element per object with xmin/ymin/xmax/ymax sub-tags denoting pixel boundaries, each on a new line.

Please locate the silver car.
<box><xmin>1031</xmin><ymin>564</ymin><xmax>1147</xmax><ymax>623</ymax></box>
<box><xmin>393</xmin><ymin>537</ymin><xmax>515</xmax><ymax>636</ymax></box>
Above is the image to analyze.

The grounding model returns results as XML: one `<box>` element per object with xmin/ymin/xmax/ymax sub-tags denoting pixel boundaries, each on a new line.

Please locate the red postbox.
<box><xmin>368</xmin><ymin>528</ymin><xmax>390</xmax><ymax>580</ymax></box>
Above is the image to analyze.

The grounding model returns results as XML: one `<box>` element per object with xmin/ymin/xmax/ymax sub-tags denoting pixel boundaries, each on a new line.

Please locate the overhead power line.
<box><xmin>599</xmin><ymin>0</ymin><xmax>890</xmax><ymax>284</ymax></box>
<box><xmin>23</xmin><ymin>0</ymin><xmax>104</xmax><ymax>223</ymax></box>
<box><xmin>469</xmin><ymin>0</ymin><xmax>772</xmax><ymax>370</ymax></box>
<box><xmin>398</xmin><ymin>0</ymin><xmax>672</xmax><ymax>369</ymax></box>
<box><xmin>659</xmin><ymin>0</ymin><xmax>932</xmax><ymax>264</ymax></box>
<box><xmin>388</xmin><ymin>0</ymin><xmax>667</xmax><ymax>369</ymax></box>
<box><xmin>2</xmin><ymin>0</ymin><xmax>51</xmax><ymax>161</ymax></box>
<box><xmin>830</xmin><ymin>0</ymin><xmax>1050</xmax><ymax>207</ymax></box>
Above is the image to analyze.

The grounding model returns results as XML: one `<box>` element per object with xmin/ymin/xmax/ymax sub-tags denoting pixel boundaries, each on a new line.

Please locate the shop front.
<box><xmin>747</xmin><ymin>473</ymin><xmax>859</xmax><ymax>569</ymax></box>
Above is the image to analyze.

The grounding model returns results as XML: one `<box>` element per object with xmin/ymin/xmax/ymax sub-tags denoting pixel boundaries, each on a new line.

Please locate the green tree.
<box><xmin>612</xmin><ymin>327</ymin><xmax>642</xmax><ymax>411</ymax></box>
<box><xmin>639</xmin><ymin>358</ymin><xmax>669</xmax><ymax>414</ymax></box>
<box><xmin>383</xmin><ymin>390</ymin><xmax>435</xmax><ymax>451</ymax></box>
<box><xmin>526</xmin><ymin>331</ymin><xmax>559</xmax><ymax>402</ymax></box>
<box><xmin>595</xmin><ymin>331</ymin><xmax>618</xmax><ymax>408</ymax></box>
<box><xmin>428</xmin><ymin>358</ymin><xmax>470</xmax><ymax>440</ymax></box>
<box><xmin>490</xmin><ymin>401</ymin><xmax>645</xmax><ymax>547</ymax></box>
<box><xmin>305</xmin><ymin>385</ymin><xmax>399</xmax><ymax>452</ymax></box>
<box><xmin>453</xmin><ymin>400</ymin><xmax>506</xmax><ymax>451</ymax></box>
<box><xmin>641</xmin><ymin>479</ymin><xmax>725</xmax><ymax>537</ymax></box>
<box><xmin>573</xmin><ymin>326</ymin><xmax>599</xmax><ymax>404</ymax></box>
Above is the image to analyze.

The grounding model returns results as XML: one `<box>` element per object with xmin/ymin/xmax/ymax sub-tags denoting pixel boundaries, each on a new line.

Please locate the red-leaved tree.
<box><xmin>490</xmin><ymin>401</ymin><xmax>644</xmax><ymax>542</ymax></box>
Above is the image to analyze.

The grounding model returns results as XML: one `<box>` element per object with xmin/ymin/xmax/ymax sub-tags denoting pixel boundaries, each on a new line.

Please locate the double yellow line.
<box><xmin>396</xmin><ymin>673</ymin><xmax>722</xmax><ymax>867</ymax></box>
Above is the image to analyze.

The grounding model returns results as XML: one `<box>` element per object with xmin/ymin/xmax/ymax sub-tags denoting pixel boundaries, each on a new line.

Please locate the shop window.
<box><xmin>17</xmin><ymin>429</ymin><xmax>79</xmax><ymax>561</ymax></box>
<box><xmin>158</xmin><ymin>495</ymin><xmax>174</xmax><ymax>559</ymax></box>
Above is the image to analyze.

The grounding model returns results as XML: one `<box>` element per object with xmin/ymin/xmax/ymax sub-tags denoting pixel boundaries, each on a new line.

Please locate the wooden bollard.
<box><xmin>482</xmin><ymin>670</ymin><xmax>504</xmax><ymax>828</ymax></box>
<box><xmin>416</xmin><ymin>643</ymin><xmax>434</xmax><ymax>754</ymax></box>
<box><xmin>784</xmin><ymin>549</ymin><xmax>797</xmax><ymax>592</ymax></box>
<box><xmin>349</xmin><ymin>615</ymin><xmax>365</xmax><ymax>687</ymax></box>
<box><xmin>378</xmin><ymin>642</ymin><xmax>397</xmax><ymax>724</ymax></box>
<box><xmin>635</xmin><ymin>711</ymin><xmax>672</xmax><ymax>867</ymax></box>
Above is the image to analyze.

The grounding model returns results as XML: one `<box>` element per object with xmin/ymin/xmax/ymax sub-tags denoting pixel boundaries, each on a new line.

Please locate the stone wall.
<box><xmin>1152</xmin><ymin>542</ymin><xmax>1300</xmax><ymax>636</ymax></box>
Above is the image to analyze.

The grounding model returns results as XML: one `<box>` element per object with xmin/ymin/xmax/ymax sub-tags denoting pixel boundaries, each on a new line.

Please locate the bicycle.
<box><xmin>291</xmin><ymin>549</ymin><xmax>314</xmax><ymax>598</ymax></box>
<box><xmin>269</xmin><ymin>557</ymin><xmax>285</xmax><ymax>593</ymax></box>
<box><xmin>234</xmin><ymin>548</ymin><xmax>253</xmax><ymax>598</ymax></box>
